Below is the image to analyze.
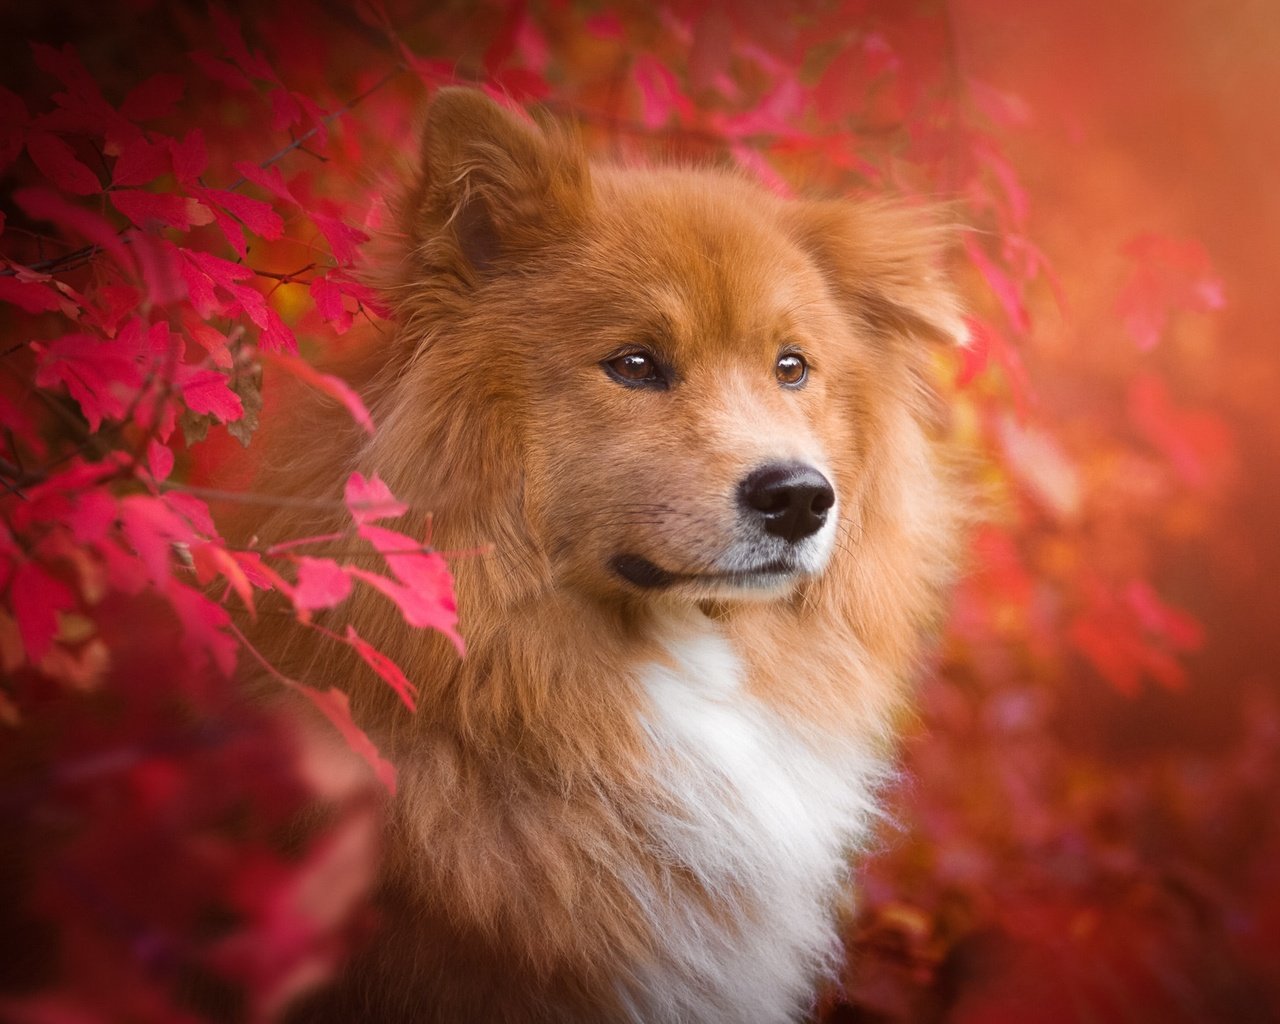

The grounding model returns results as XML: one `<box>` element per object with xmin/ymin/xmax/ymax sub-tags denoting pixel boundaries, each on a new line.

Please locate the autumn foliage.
<box><xmin>1</xmin><ymin>1</ymin><xmax>1275</xmax><ymax>1021</ymax></box>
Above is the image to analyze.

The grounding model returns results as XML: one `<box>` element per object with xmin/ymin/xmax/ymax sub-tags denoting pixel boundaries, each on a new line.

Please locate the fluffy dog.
<box><xmin>267</xmin><ymin>87</ymin><xmax>966</xmax><ymax>1023</ymax></box>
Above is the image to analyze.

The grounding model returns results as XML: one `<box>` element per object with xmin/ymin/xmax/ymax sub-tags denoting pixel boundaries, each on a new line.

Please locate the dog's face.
<box><xmin>515</xmin><ymin>178</ymin><xmax>854</xmax><ymax>603</ymax></box>
<box><xmin>396</xmin><ymin>90</ymin><xmax>964</xmax><ymax>608</ymax></box>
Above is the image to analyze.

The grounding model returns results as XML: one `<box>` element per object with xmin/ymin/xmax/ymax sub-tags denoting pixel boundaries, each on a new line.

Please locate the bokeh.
<box><xmin>1</xmin><ymin>1</ymin><xmax>1276</xmax><ymax>1020</ymax></box>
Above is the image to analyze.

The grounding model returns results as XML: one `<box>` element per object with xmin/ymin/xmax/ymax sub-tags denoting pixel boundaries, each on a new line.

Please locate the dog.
<box><xmin>262</xmin><ymin>87</ymin><xmax>967</xmax><ymax>1023</ymax></box>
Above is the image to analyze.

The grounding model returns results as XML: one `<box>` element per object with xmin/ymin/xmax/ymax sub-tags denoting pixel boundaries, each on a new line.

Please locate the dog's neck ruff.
<box><xmin>623</xmin><ymin>609</ymin><xmax>882</xmax><ymax>1024</ymax></box>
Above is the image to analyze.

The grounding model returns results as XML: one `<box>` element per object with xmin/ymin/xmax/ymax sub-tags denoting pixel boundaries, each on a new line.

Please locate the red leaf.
<box><xmin>351</xmin><ymin>522</ymin><xmax>462</xmax><ymax>654</ymax></box>
<box><xmin>190</xmin><ymin>50</ymin><xmax>254</xmax><ymax>92</ymax></box>
<box><xmin>208</xmin><ymin>204</ymin><xmax>247</xmax><ymax>257</ymax></box>
<box><xmin>1116</xmin><ymin>234</ymin><xmax>1225</xmax><ymax>351</ymax></box>
<box><xmin>170</xmin><ymin>129</ymin><xmax>208</xmax><ymax>185</ymax></box>
<box><xmin>270</xmin><ymin>87</ymin><xmax>303</xmax><ymax>132</ymax></box>
<box><xmin>26</xmin><ymin>133</ymin><xmax>101</xmax><ymax>195</ymax></box>
<box><xmin>966</xmin><ymin>237</ymin><xmax>1031</xmax><ymax>334</ymax></box>
<box><xmin>0</xmin><ymin>276</ymin><xmax>63</xmax><ymax>314</ymax></box>
<box><xmin>211</xmin><ymin>5</ymin><xmax>278</xmax><ymax>81</ymax></box>
<box><xmin>310</xmin><ymin>275</ymin><xmax>352</xmax><ymax>333</ymax></box>
<box><xmin>167</xmin><ymin>578</ymin><xmax>238</xmax><ymax>676</ymax></box>
<box><xmin>110</xmin><ymin>189</ymin><xmax>202</xmax><ymax>230</ymax></box>
<box><xmin>633</xmin><ymin>54</ymin><xmax>691</xmax><ymax>129</ymax></box>
<box><xmin>287</xmin><ymin>682</ymin><xmax>397</xmax><ymax>795</ymax></box>
<box><xmin>120</xmin><ymin>73</ymin><xmax>185</xmax><ymax>122</ymax></box>
<box><xmin>347</xmin><ymin>567</ymin><xmax>462</xmax><ymax>655</ymax></box>
<box><xmin>177</xmin><ymin>366</ymin><xmax>244</xmax><ymax>422</ymax></box>
<box><xmin>14</xmin><ymin>186</ymin><xmax>128</xmax><ymax>269</ymax></box>
<box><xmin>147</xmin><ymin>438</ymin><xmax>174</xmax><ymax>482</ymax></box>
<box><xmin>264</xmin><ymin>353</ymin><xmax>374</xmax><ymax>434</ymax></box>
<box><xmin>31</xmin><ymin>42</ymin><xmax>99</xmax><ymax>101</ymax></box>
<box><xmin>205</xmin><ymin>188</ymin><xmax>284</xmax><ymax>239</ymax></box>
<box><xmin>111</xmin><ymin>137</ymin><xmax>169</xmax><ymax>187</ymax></box>
<box><xmin>32</xmin><ymin>332</ymin><xmax>146</xmax><ymax>431</ymax></box>
<box><xmin>11</xmin><ymin>561</ymin><xmax>76</xmax><ymax>663</ymax></box>
<box><xmin>1128</xmin><ymin>374</ymin><xmax>1233</xmax><ymax>488</ymax></box>
<box><xmin>192</xmin><ymin>541</ymin><xmax>255</xmax><ymax>614</ymax></box>
<box><xmin>119</xmin><ymin>493</ymin><xmax>195</xmax><ymax>585</ymax></box>
<box><xmin>0</xmin><ymin>85</ymin><xmax>30</xmax><ymax>173</ymax></box>
<box><xmin>65</xmin><ymin>489</ymin><xmax>117</xmax><ymax>545</ymax></box>
<box><xmin>231</xmin><ymin>160</ymin><xmax>296</xmax><ymax>204</ymax></box>
<box><xmin>163</xmin><ymin>489</ymin><xmax>218</xmax><ymax>538</ymax></box>
<box><xmin>345</xmin><ymin>624</ymin><xmax>417</xmax><ymax>711</ymax></box>
<box><xmin>311</xmin><ymin>214</ymin><xmax>366</xmax><ymax>266</ymax></box>
<box><xmin>260</xmin><ymin>308</ymin><xmax>298</xmax><ymax>354</ymax></box>
<box><xmin>343</xmin><ymin>473</ymin><xmax>406</xmax><ymax>524</ymax></box>
<box><xmin>292</xmin><ymin>557</ymin><xmax>352</xmax><ymax>612</ymax></box>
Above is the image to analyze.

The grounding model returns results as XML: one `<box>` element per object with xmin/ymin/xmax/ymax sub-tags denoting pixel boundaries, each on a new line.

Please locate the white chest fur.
<box><xmin>623</xmin><ymin>611</ymin><xmax>882</xmax><ymax>1024</ymax></box>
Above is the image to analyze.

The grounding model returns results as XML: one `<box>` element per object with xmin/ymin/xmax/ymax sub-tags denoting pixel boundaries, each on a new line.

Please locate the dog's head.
<box><xmin>383</xmin><ymin>89</ymin><xmax>964</xmax><ymax>610</ymax></box>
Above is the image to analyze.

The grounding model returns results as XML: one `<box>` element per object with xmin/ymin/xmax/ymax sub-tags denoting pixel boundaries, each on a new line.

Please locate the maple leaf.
<box><xmin>291</xmin><ymin>557</ymin><xmax>352</xmax><ymax>612</ymax></box>
<box><xmin>262</xmin><ymin>354</ymin><xmax>374</xmax><ymax>435</ymax></box>
<box><xmin>11</xmin><ymin>560</ymin><xmax>77</xmax><ymax>664</ymax></box>
<box><xmin>343</xmin><ymin>624</ymin><xmax>418</xmax><ymax>712</ymax></box>
<box><xmin>0</xmin><ymin>276</ymin><xmax>64</xmax><ymax>314</ymax></box>
<box><xmin>110</xmin><ymin>137</ymin><xmax>170</xmax><ymax>187</ymax></box>
<box><xmin>32</xmin><ymin>333</ymin><xmax>146</xmax><ymax>431</ymax></box>
<box><xmin>343</xmin><ymin>473</ymin><xmax>406</xmax><ymax>524</ymax></box>
<box><xmin>26</xmin><ymin>133</ymin><xmax>101</xmax><ymax>195</ymax></box>
<box><xmin>119</xmin><ymin>73</ymin><xmax>185</xmax><ymax>122</ymax></box>
<box><xmin>286</xmin><ymin>682</ymin><xmax>397</xmax><ymax>795</ymax></box>
<box><xmin>177</xmin><ymin>366</ymin><xmax>245</xmax><ymax>423</ymax></box>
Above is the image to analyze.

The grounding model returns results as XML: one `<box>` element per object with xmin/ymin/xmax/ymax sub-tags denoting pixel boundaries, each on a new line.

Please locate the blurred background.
<box><xmin>1</xmin><ymin>1</ymin><xmax>1277</xmax><ymax>1020</ymax></box>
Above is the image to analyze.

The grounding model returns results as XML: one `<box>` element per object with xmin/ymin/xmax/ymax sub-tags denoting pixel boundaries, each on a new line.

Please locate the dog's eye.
<box><xmin>604</xmin><ymin>352</ymin><xmax>665</xmax><ymax>388</ymax></box>
<box><xmin>776</xmin><ymin>353</ymin><xmax>808</xmax><ymax>387</ymax></box>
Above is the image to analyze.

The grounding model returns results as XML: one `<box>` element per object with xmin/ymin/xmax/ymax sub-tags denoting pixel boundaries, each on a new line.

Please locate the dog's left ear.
<box><xmin>791</xmin><ymin>199</ymin><xmax>968</xmax><ymax>348</ymax></box>
<box><xmin>402</xmin><ymin>88</ymin><xmax>589</xmax><ymax>279</ymax></box>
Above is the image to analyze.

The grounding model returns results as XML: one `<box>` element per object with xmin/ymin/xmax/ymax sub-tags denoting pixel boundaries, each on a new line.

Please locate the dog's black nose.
<box><xmin>739</xmin><ymin>462</ymin><xmax>835</xmax><ymax>543</ymax></box>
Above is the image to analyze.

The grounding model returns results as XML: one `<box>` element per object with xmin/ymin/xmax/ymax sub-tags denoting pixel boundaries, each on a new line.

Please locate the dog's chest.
<box><xmin>625</xmin><ymin>612</ymin><xmax>879</xmax><ymax>1023</ymax></box>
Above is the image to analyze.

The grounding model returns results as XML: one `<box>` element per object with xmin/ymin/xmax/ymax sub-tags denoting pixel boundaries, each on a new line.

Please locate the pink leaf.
<box><xmin>345</xmin><ymin>624</ymin><xmax>417</xmax><ymax>711</ymax></box>
<box><xmin>260</xmin><ymin>308</ymin><xmax>298</xmax><ymax>354</ymax></box>
<box><xmin>287</xmin><ymin>682</ymin><xmax>397</xmax><ymax>795</ymax></box>
<box><xmin>26</xmin><ymin>133</ymin><xmax>101</xmax><ymax>195</ymax></box>
<box><xmin>147</xmin><ymin>438</ymin><xmax>174</xmax><ymax>481</ymax></box>
<box><xmin>14</xmin><ymin>186</ymin><xmax>129</xmax><ymax>267</ymax></box>
<box><xmin>11</xmin><ymin>561</ymin><xmax>76</xmax><ymax>663</ymax></box>
<box><xmin>167</xmin><ymin>578</ymin><xmax>238</xmax><ymax>676</ymax></box>
<box><xmin>162</xmin><ymin>490</ymin><xmax>218</xmax><ymax>538</ymax></box>
<box><xmin>66</xmin><ymin>489</ymin><xmax>117</xmax><ymax>545</ymax></box>
<box><xmin>192</xmin><ymin>541</ymin><xmax>256</xmax><ymax>614</ymax></box>
<box><xmin>110</xmin><ymin>189</ymin><xmax>200</xmax><ymax>230</ymax></box>
<box><xmin>177</xmin><ymin>366</ymin><xmax>244</xmax><ymax>422</ymax></box>
<box><xmin>119</xmin><ymin>494</ymin><xmax>194</xmax><ymax>585</ymax></box>
<box><xmin>310</xmin><ymin>275</ymin><xmax>352</xmax><ymax>333</ymax></box>
<box><xmin>347</xmin><ymin>567</ymin><xmax>463</xmax><ymax>655</ymax></box>
<box><xmin>965</xmin><ymin>236</ymin><xmax>1030</xmax><ymax>334</ymax></box>
<box><xmin>311</xmin><ymin>214</ymin><xmax>367</xmax><ymax>266</ymax></box>
<box><xmin>32</xmin><ymin>333</ymin><xmax>146</xmax><ymax>431</ymax></box>
<box><xmin>265</xmin><ymin>353</ymin><xmax>374</xmax><ymax>434</ymax></box>
<box><xmin>343</xmin><ymin>473</ymin><xmax>406</xmax><ymax>524</ymax></box>
<box><xmin>206</xmin><ymin>188</ymin><xmax>284</xmax><ymax>239</ymax></box>
<box><xmin>231</xmin><ymin>160</ymin><xmax>296</xmax><ymax>204</ymax></box>
<box><xmin>292</xmin><ymin>557</ymin><xmax>352</xmax><ymax>612</ymax></box>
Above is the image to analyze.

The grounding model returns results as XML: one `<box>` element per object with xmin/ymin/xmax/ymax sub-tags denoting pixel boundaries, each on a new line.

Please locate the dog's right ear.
<box><xmin>402</xmin><ymin>88</ymin><xmax>588</xmax><ymax>279</ymax></box>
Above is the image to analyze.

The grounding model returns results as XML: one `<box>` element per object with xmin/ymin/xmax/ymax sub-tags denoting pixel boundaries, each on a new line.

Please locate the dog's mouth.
<box><xmin>610</xmin><ymin>553</ymin><xmax>801</xmax><ymax>591</ymax></box>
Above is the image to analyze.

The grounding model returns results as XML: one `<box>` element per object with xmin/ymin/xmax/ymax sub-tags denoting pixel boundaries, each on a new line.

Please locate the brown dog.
<box><xmin>265</xmin><ymin>88</ymin><xmax>966</xmax><ymax>1023</ymax></box>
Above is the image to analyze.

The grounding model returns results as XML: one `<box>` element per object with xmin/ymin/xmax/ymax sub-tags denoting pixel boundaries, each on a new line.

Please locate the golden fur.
<box><xmin>252</xmin><ymin>89</ymin><xmax>967</xmax><ymax>1023</ymax></box>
